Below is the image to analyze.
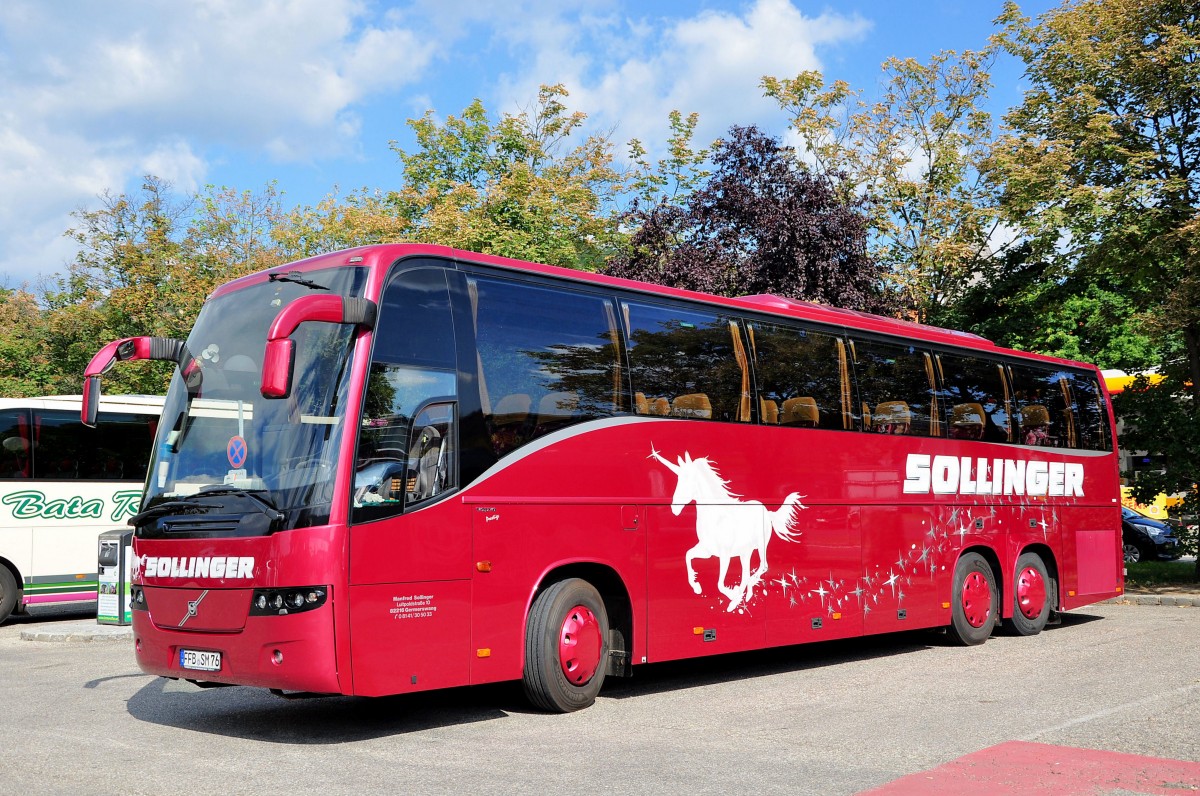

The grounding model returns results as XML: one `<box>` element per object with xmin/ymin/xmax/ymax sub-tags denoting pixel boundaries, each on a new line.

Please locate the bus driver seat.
<box><xmin>407</xmin><ymin>425</ymin><xmax>445</xmax><ymax>503</ymax></box>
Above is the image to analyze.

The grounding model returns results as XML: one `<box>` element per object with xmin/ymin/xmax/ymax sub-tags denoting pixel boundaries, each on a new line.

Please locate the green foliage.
<box><xmin>932</xmin><ymin>245</ymin><xmax>1160</xmax><ymax>369</ymax></box>
<box><xmin>1125</xmin><ymin>560</ymin><xmax>1199</xmax><ymax>587</ymax></box>
<box><xmin>764</xmin><ymin>49</ymin><xmax>1003</xmax><ymax>321</ymax></box>
<box><xmin>627</xmin><ymin>110</ymin><xmax>713</xmax><ymax>207</ymax></box>
<box><xmin>387</xmin><ymin>85</ymin><xmax>627</xmax><ymax>271</ymax></box>
<box><xmin>607</xmin><ymin>126</ymin><xmax>889</xmax><ymax>312</ymax></box>
<box><xmin>993</xmin><ymin>0</ymin><xmax>1200</xmax><ymax>401</ymax></box>
<box><xmin>1114</xmin><ymin>372</ymin><xmax>1200</xmax><ymax>525</ymax></box>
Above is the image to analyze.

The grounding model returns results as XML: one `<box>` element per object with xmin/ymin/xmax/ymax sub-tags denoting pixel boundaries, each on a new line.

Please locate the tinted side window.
<box><xmin>473</xmin><ymin>277</ymin><xmax>622</xmax><ymax>456</ymax></box>
<box><xmin>850</xmin><ymin>339</ymin><xmax>938</xmax><ymax>437</ymax></box>
<box><xmin>1066</xmin><ymin>372</ymin><xmax>1112</xmax><ymax>451</ymax></box>
<box><xmin>625</xmin><ymin>302</ymin><xmax>751</xmax><ymax>423</ymax></box>
<box><xmin>937</xmin><ymin>354</ymin><xmax>1011</xmax><ymax>443</ymax></box>
<box><xmin>0</xmin><ymin>409</ymin><xmax>31</xmax><ymax>479</ymax></box>
<box><xmin>354</xmin><ymin>268</ymin><xmax>459</xmax><ymax>523</ymax></box>
<box><xmin>750</xmin><ymin>323</ymin><xmax>846</xmax><ymax>430</ymax></box>
<box><xmin>34</xmin><ymin>410</ymin><xmax>157</xmax><ymax>481</ymax></box>
<box><xmin>1008</xmin><ymin>364</ymin><xmax>1072</xmax><ymax>447</ymax></box>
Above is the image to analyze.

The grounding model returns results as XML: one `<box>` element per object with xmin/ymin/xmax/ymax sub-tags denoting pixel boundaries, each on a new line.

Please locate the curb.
<box><xmin>19</xmin><ymin>622</ymin><xmax>134</xmax><ymax>643</ymax></box>
<box><xmin>1101</xmin><ymin>594</ymin><xmax>1200</xmax><ymax>608</ymax></box>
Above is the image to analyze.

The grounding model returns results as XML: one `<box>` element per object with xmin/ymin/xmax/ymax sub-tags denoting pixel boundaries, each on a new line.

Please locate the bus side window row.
<box><xmin>464</xmin><ymin>275</ymin><xmax>1112</xmax><ymax>457</ymax></box>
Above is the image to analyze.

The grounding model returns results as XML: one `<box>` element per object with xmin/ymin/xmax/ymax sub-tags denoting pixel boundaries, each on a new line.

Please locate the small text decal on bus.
<box><xmin>903</xmin><ymin>453</ymin><xmax>1084</xmax><ymax>497</ymax></box>
<box><xmin>141</xmin><ymin>556</ymin><xmax>256</xmax><ymax>579</ymax></box>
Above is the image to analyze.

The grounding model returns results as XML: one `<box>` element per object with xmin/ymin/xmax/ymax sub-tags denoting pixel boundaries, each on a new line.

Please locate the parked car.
<box><xmin>1122</xmin><ymin>506</ymin><xmax>1183</xmax><ymax>563</ymax></box>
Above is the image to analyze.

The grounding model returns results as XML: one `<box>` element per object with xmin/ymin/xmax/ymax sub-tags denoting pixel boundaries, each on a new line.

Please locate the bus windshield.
<box><xmin>137</xmin><ymin>266</ymin><xmax>369</xmax><ymax>537</ymax></box>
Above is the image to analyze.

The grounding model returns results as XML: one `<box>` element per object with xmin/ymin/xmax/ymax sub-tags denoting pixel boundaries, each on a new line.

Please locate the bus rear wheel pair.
<box><xmin>948</xmin><ymin>551</ymin><xmax>1053</xmax><ymax>645</ymax></box>
<box><xmin>523</xmin><ymin>578</ymin><xmax>609</xmax><ymax>713</ymax></box>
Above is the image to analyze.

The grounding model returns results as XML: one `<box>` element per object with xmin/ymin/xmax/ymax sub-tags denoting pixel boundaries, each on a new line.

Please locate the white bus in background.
<box><xmin>0</xmin><ymin>395</ymin><xmax>162</xmax><ymax>623</ymax></box>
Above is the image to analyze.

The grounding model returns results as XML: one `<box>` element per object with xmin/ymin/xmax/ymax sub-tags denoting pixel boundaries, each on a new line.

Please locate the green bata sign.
<box><xmin>1</xmin><ymin>490</ymin><xmax>142</xmax><ymax>522</ymax></box>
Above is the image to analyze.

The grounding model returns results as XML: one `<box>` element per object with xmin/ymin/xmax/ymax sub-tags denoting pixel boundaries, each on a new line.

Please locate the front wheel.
<box><xmin>948</xmin><ymin>552</ymin><xmax>997</xmax><ymax>646</ymax></box>
<box><xmin>1123</xmin><ymin>542</ymin><xmax>1143</xmax><ymax>564</ymax></box>
<box><xmin>1009</xmin><ymin>552</ymin><xmax>1053</xmax><ymax>636</ymax></box>
<box><xmin>523</xmin><ymin>578</ymin><xmax>609</xmax><ymax>712</ymax></box>
<box><xmin>0</xmin><ymin>565</ymin><xmax>18</xmax><ymax>624</ymax></box>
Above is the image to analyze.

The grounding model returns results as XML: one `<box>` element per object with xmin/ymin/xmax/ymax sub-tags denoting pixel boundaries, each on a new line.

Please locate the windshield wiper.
<box><xmin>269</xmin><ymin>271</ymin><xmax>329</xmax><ymax>291</ymax></box>
<box><xmin>129</xmin><ymin>487</ymin><xmax>285</xmax><ymax>528</ymax></box>
<box><xmin>196</xmin><ymin>485</ymin><xmax>286</xmax><ymax>522</ymax></box>
<box><xmin>129</xmin><ymin>500</ymin><xmax>207</xmax><ymax>527</ymax></box>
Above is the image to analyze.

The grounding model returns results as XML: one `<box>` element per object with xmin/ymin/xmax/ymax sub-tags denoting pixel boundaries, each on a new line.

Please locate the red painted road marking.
<box><xmin>861</xmin><ymin>740</ymin><xmax>1200</xmax><ymax>795</ymax></box>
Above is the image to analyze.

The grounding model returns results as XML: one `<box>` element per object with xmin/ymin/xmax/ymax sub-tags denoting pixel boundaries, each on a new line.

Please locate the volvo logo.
<box><xmin>178</xmin><ymin>590</ymin><xmax>209</xmax><ymax>628</ymax></box>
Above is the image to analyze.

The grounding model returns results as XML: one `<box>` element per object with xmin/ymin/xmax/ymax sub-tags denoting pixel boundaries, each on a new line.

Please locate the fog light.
<box><xmin>272</xmin><ymin>649</ymin><xmax>283</xmax><ymax>664</ymax></box>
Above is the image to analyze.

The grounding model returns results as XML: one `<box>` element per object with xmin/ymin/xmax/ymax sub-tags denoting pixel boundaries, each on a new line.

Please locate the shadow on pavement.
<box><xmin>123</xmin><ymin>613</ymin><xmax>1109</xmax><ymax>744</ymax></box>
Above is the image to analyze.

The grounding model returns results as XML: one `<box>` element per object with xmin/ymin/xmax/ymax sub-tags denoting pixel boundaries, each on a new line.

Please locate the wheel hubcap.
<box><xmin>1016</xmin><ymin>566</ymin><xmax>1046</xmax><ymax>619</ymax></box>
<box><xmin>558</xmin><ymin>605</ymin><xmax>602</xmax><ymax>684</ymax></box>
<box><xmin>961</xmin><ymin>571</ymin><xmax>992</xmax><ymax>628</ymax></box>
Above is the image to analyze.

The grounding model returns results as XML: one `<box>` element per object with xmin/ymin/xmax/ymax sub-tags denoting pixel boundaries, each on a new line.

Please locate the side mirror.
<box><xmin>261</xmin><ymin>296</ymin><xmax>377</xmax><ymax>399</ymax></box>
<box><xmin>81</xmin><ymin>337</ymin><xmax>186</xmax><ymax>426</ymax></box>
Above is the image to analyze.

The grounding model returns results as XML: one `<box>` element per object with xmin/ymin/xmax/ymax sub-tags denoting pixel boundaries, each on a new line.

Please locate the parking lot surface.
<box><xmin>1</xmin><ymin>602</ymin><xmax>1197</xmax><ymax>795</ymax></box>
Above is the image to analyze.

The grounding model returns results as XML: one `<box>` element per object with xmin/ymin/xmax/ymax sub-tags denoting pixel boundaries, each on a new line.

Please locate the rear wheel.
<box><xmin>1010</xmin><ymin>552</ymin><xmax>1052</xmax><ymax>636</ymax></box>
<box><xmin>0</xmin><ymin>565</ymin><xmax>18</xmax><ymax>624</ymax></box>
<box><xmin>523</xmin><ymin>578</ymin><xmax>608</xmax><ymax>712</ymax></box>
<box><xmin>948</xmin><ymin>552</ymin><xmax>997</xmax><ymax>646</ymax></box>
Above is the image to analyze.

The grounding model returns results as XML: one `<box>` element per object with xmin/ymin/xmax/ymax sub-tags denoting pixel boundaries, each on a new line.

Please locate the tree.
<box><xmin>764</xmin><ymin>49</ymin><xmax>1003</xmax><ymax>321</ymax></box>
<box><xmin>606</xmin><ymin>125</ymin><xmax>889</xmax><ymax>313</ymax></box>
<box><xmin>993</xmin><ymin>0</ymin><xmax>1200</xmax><ymax>536</ymax></box>
<box><xmin>993</xmin><ymin>0</ymin><xmax>1200</xmax><ymax>403</ymax></box>
<box><xmin>0</xmin><ymin>289</ymin><xmax>55</xmax><ymax>396</ymax></box>
<box><xmin>387</xmin><ymin>84</ymin><xmax>626</xmax><ymax>270</ymax></box>
<box><xmin>936</xmin><ymin>244</ymin><xmax>1159</xmax><ymax>370</ymax></box>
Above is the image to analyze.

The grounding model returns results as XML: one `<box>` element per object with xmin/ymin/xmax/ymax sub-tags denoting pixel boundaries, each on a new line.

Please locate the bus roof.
<box><xmin>217</xmin><ymin>243</ymin><xmax>1102</xmax><ymax>373</ymax></box>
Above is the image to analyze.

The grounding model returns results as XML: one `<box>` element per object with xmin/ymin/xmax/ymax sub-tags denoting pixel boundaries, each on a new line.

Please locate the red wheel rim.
<box><xmin>961</xmin><ymin>571</ymin><xmax>992</xmax><ymax>628</ymax></box>
<box><xmin>558</xmin><ymin>605</ymin><xmax>602</xmax><ymax>684</ymax></box>
<box><xmin>1016</xmin><ymin>566</ymin><xmax>1047</xmax><ymax>619</ymax></box>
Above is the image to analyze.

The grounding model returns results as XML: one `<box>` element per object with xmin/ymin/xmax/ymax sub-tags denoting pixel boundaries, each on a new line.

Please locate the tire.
<box><xmin>523</xmin><ymin>578</ymin><xmax>609</xmax><ymax>713</ymax></box>
<box><xmin>0</xmin><ymin>565</ymin><xmax>18</xmax><ymax>625</ymax></box>
<box><xmin>1123</xmin><ymin>542</ymin><xmax>1142</xmax><ymax>564</ymax></box>
<box><xmin>1009</xmin><ymin>552</ymin><xmax>1052</xmax><ymax>636</ymax></box>
<box><xmin>948</xmin><ymin>552</ymin><xmax>997</xmax><ymax>646</ymax></box>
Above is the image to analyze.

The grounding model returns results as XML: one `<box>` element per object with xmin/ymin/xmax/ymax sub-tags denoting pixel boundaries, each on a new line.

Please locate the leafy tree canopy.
<box><xmin>764</xmin><ymin>49</ymin><xmax>1002</xmax><ymax>321</ymax></box>
<box><xmin>606</xmin><ymin>125</ymin><xmax>890</xmax><ymax>313</ymax></box>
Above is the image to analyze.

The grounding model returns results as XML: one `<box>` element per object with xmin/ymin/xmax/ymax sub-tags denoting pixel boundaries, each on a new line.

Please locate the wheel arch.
<box><xmin>530</xmin><ymin>562</ymin><xmax>634</xmax><ymax>678</ymax></box>
<box><xmin>1017</xmin><ymin>543</ymin><xmax>1060</xmax><ymax>611</ymax></box>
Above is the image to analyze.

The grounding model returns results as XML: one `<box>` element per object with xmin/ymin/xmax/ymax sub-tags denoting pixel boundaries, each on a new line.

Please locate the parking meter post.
<box><xmin>97</xmin><ymin>529</ymin><xmax>134</xmax><ymax>626</ymax></box>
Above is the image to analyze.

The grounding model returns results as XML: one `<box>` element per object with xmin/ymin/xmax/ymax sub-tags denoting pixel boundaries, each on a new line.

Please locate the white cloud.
<box><xmin>491</xmin><ymin>0</ymin><xmax>871</xmax><ymax>157</ymax></box>
<box><xmin>0</xmin><ymin>0</ymin><xmax>874</xmax><ymax>286</ymax></box>
<box><xmin>0</xmin><ymin>0</ymin><xmax>438</xmax><ymax>282</ymax></box>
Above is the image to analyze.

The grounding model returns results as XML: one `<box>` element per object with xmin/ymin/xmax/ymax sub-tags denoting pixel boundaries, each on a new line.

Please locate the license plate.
<box><xmin>179</xmin><ymin>648</ymin><xmax>222</xmax><ymax>672</ymax></box>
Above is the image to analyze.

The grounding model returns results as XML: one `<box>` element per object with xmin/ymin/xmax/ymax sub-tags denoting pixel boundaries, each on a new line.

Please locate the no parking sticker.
<box><xmin>227</xmin><ymin>435</ymin><xmax>248</xmax><ymax>469</ymax></box>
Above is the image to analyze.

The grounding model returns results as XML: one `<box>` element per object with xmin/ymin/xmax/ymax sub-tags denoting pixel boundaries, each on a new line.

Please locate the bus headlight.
<box><xmin>249</xmin><ymin>587</ymin><xmax>328</xmax><ymax>616</ymax></box>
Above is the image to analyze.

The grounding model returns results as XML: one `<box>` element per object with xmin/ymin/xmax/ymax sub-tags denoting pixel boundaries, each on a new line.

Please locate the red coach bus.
<box><xmin>83</xmin><ymin>244</ymin><xmax>1122</xmax><ymax>711</ymax></box>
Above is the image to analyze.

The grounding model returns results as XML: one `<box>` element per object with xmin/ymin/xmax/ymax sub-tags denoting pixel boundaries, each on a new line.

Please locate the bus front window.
<box><xmin>137</xmin><ymin>265</ymin><xmax>369</xmax><ymax>537</ymax></box>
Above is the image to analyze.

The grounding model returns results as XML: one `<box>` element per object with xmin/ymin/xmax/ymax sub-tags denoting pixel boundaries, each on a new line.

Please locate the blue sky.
<box><xmin>0</xmin><ymin>0</ymin><xmax>1053</xmax><ymax>286</ymax></box>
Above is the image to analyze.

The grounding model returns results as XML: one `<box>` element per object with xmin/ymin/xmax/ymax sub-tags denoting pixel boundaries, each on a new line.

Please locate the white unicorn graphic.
<box><xmin>649</xmin><ymin>446</ymin><xmax>805</xmax><ymax>612</ymax></box>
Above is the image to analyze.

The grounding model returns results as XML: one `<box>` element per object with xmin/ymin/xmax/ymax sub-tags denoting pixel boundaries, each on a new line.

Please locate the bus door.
<box><xmin>346</xmin><ymin>267</ymin><xmax>473</xmax><ymax>696</ymax></box>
